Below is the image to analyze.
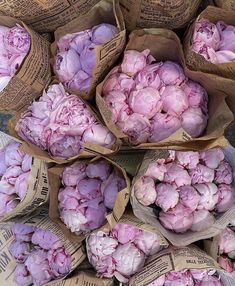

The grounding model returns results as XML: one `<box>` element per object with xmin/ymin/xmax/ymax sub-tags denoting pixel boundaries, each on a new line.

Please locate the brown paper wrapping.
<box><xmin>184</xmin><ymin>6</ymin><xmax>235</xmax><ymax>81</ymax></box>
<box><xmin>51</xmin><ymin>0</ymin><xmax>126</xmax><ymax>101</ymax></box>
<box><xmin>0</xmin><ymin>16</ymin><xmax>51</xmax><ymax>111</ymax></box>
<box><xmin>129</xmin><ymin>245</ymin><xmax>231</xmax><ymax>286</ymax></box>
<box><xmin>119</xmin><ymin>0</ymin><xmax>202</xmax><ymax>31</ymax></box>
<box><xmin>96</xmin><ymin>28</ymin><xmax>234</xmax><ymax>151</ymax></box>
<box><xmin>130</xmin><ymin>143</ymin><xmax>235</xmax><ymax>246</ymax></box>
<box><xmin>0</xmin><ymin>131</ymin><xmax>50</xmax><ymax>221</ymax></box>
<box><xmin>0</xmin><ymin>0</ymin><xmax>101</xmax><ymax>33</ymax></box>
<box><xmin>0</xmin><ymin>206</ymin><xmax>86</xmax><ymax>286</ymax></box>
<box><xmin>215</xmin><ymin>0</ymin><xmax>235</xmax><ymax>10</ymax></box>
<box><xmin>8</xmin><ymin>89</ymin><xmax>121</xmax><ymax>164</ymax></box>
<box><xmin>48</xmin><ymin>156</ymin><xmax>130</xmax><ymax>243</ymax></box>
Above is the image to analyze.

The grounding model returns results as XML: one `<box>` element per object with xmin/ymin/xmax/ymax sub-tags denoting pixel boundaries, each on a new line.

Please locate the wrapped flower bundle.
<box><xmin>100</xmin><ymin>49</ymin><xmax>208</xmax><ymax>145</ymax></box>
<box><xmin>133</xmin><ymin>147</ymin><xmax>235</xmax><ymax>234</ymax></box>
<box><xmin>0</xmin><ymin>141</ymin><xmax>32</xmax><ymax>218</ymax></box>
<box><xmin>0</xmin><ymin>24</ymin><xmax>30</xmax><ymax>92</ymax></box>
<box><xmin>58</xmin><ymin>159</ymin><xmax>127</xmax><ymax>235</ymax></box>
<box><xmin>9</xmin><ymin>223</ymin><xmax>72</xmax><ymax>286</ymax></box>
<box><xmin>192</xmin><ymin>19</ymin><xmax>235</xmax><ymax>64</ymax></box>
<box><xmin>15</xmin><ymin>83</ymin><xmax>117</xmax><ymax>160</ymax></box>
<box><xmin>86</xmin><ymin>223</ymin><xmax>163</xmax><ymax>282</ymax></box>
<box><xmin>53</xmin><ymin>23</ymin><xmax>118</xmax><ymax>93</ymax></box>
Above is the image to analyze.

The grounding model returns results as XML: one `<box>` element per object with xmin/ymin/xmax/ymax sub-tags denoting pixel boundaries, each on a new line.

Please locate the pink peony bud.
<box><xmin>155</xmin><ymin>183</ymin><xmax>179</xmax><ymax>212</ymax></box>
<box><xmin>62</xmin><ymin>161</ymin><xmax>87</xmax><ymax>187</ymax></box>
<box><xmin>195</xmin><ymin>275</ymin><xmax>223</xmax><ymax>285</ymax></box>
<box><xmin>195</xmin><ymin>183</ymin><xmax>219</xmax><ymax>211</ymax></box>
<box><xmin>200</xmin><ymin>148</ymin><xmax>224</xmax><ymax>169</ymax></box>
<box><xmin>13</xmin><ymin>264</ymin><xmax>33</xmax><ymax>286</ymax></box>
<box><xmin>112</xmin><ymin>223</ymin><xmax>142</xmax><ymax>244</ymax></box>
<box><xmin>161</xmin><ymin>85</ymin><xmax>188</xmax><ymax>116</ymax></box>
<box><xmin>80</xmin><ymin>43</ymin><xmax>96</xmax><ymax>75</ymax></box>
<box><xmin>4</xmin><ymin>24</ymin><xmax>30</xmax><ymax>54</ymax></box>
<box><xmin>0</xmin><ymin>179</ymin><xmax>15</xmax><ymax>194</ymax></box>
<box><xmin>192</xmin><ymin>40</ymin><xmax>218</xmax><ymax>63</ymax></box>
<box><xmin>164</xmin><ymin>163</ymin><xmax>191</xmax><ymax>188</ymax></box>
<box><xmin>135</xmin><ymin>63</ymin><xmax>162</xmax><ymax>90</ymax></box>
<box><xmin>121</xmin><ymin>49</ymin><xmax>149</xmax><ymax>76</ymax></box>
<box><xmin>9</xmin><ymin>53</ymin><xmax>27</xmax><ymax>75</ymax></box>
<box><xmin>159</xmin><ymin>203</ymin><xmax>193</xmax><ymax>233</ymax></box>
<box><xmin>190</xmin><ymin>269</ymin><xmax>216</xmax><ymax>281</ymax></box>
<box><xmin>145</xmin><ymin>159</ymin><xmax>167</xmax><ymax>181</ymax></box>
<box><xmin>21</xmin><ymin>154</ymin><xmax>32</xmax><ymax>172</ymax></box>
<box><xmin>165</xmin><ymin>270</ymin><xmax>194</xmax><ymax>286</ymax></box>
<box><xmin>4</xmin><ymin>141</ymin><xmax>24</xmax><ymax>167</ymax></box>
<box><xmin>216</xmin><ymin>184</ymin><xmax>235</xmax><ymax>213</ymax></box>
<box><xmin>91</xmin><ymin>24</ymin><xmax>118</xmax><ymax>45</ymax></box>
<box><xmin>189</xmin><ymin>164</ymin><xmax>215</xmax><ymax>184</ymax></box>
<box><xmin>134</xmin><ymin>176</ymin><xmax>157</xmax><ymax>206</ymax></box>
<box><xmin>25</xmin><ymin>250</ymin><xmax>53</xmax><ymax>286</ymax></box>
<box><xmin>128</xmin><ymin>87</ymin><xmax>161</xmax><ymax>119</ymax></box>
<box><xmin>179</xmin><ymin>185</ymin><xmax>200</xmax><ymax>211</ymax></box>
<box><xmin>12</xmin><ymin>223</ymin><xmax>35</xmax><ymax>242</ymax></box>
<box><xmin>191</xmin><ymin>209</ymin><xmax>215</xmax><ymax>232</ymax></box>
<box><xmin>15</xmin><ymin>172</ymin><xmax>30</xmax><ymax>200</ymax></box>
<box><xmin>134</xmin><ymin>230</ymin><xmax>161</xmax><ymax>256</ymax></box>
<box><xmin>219</xmin><ymin>227</ymin><xmax>235</xmax><ymax>254</ymax></box>
<box><xmin>58</xmin><ymin>187</ymin><xmax>81</xmax><ymax>210</ymax></box>
<box><xmin>48</xmin><ymin>247</ymin><xmax>72</xmax><ymax>277</ymax></box>
<box><xmin>2</xmin><ymin>165</ymin><xmax>23</xmax><ymax>185</ymax></box>
<box><xmin>85</xmin><ymin>203</ymin><xmax>107</xmax><ymax>230</ymax></box>
<box><xmin>86</xmin><ymin>159</ymin><xmax>112</xmax><ymax>181</ymax></box>
<box><xmin>214</xmin><ymin>161</ymin><xmax>233</xmax><ymax>184</ymax></box>
<box><xmin>31</xmin><ymin>229</ymin><xmax>62</xmax><ymax>250</ymax></box>
<box><xmin>181</xmin><ymin>107</ymin><xmax>208</xmax><ymax>138</ymax></box>
<box><xmin>77</xmin><ymin>178</ymin><xmax>102</xmax><ymax>200</ymax></box>
<box><xmin>0</xmin><ymin>193</ymin><xmax>18</xmax><ymax>217</ymax></box>
<box><xmin>9</xmin><ymin>240</ymin><xmax>30</xmax><ymax>263</ymax></box>
<box><xmin>219</xmin><ymin>256</ymin><xmax>233</xmax><ymax>273</ymax></box>
<box><xmin>101</xmin><ymin>171</ymin><xmax>119</xmax><ymax>209</ymax></box>
<box><xmin>158</xmin><ymin>61</ymin><xmax>185</xmax><ymax>86</ymax></box>
<box><xmin>175</xmin><ymin>151</ymin><xmax>200</xmax><ymax>169</ymax></box>
<box><xmin>147</xmin><ymin>275</ymin><xmax>165</xmax><ymax>286</ymax></box>
<box><xmin>89</xmin><ymin>255</ymin><xmax>116</xmax><ymax>278</ymax></box>
<box><xmin>60</xmin><ymin>209</ymin><xmax>88</xmax><ymax>233</ymax></box>
<box><xmin>149</xmin><ymin>113</ymin><xmax>181</xmax><ymax>142</ymax></box>
<box><xmin>217</xmin><ymin>21</ymin><xmax>235</xmax><ymax>52</ymax></box>
<box><xmin>67</xmin><ymin>70</ymin><xmax>92</xmax><ymax>91</ymax></box>
<box><xmin>112</xmin><ymin>243</ymin><xmax>145</xmax><ymax>279</ymax></box>
<box><xmin>122</xmin><ymin>113</ymin><xmax>151</xmax><ymax>145</ymax></box>
<box><xmin>215</xmin><ymin>50</ymin><xmax>235</xmax><ymax>63</ymax></box>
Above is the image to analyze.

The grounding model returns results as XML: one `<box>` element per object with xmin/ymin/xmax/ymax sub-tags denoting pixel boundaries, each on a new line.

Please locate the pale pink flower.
<box><xmin>214</xmin><ymin>161</ymin><xmax>233</xmax><ymax>184</ymax></box>
<box><xmin>164</xmin><ymin>163</ymin><xmax>191</xmax><ymax>188</ymax></box>
<box><xmin>112</xmin><ymin>223</ymin><xmax>142</xmax><ymax>244</ymax></box>
<box><xmin>121</xmin><ymin>49</ymin><xmax>148</xmax><ymax>76</ymax></box>
<box><xmin>200</xmin><ymin>148</ymin><xmax>224</xmax><ymax>169</ymax></box>
<box><xmin>145</xmin><ymin>159</ymin><xmax>167</xmax><ymax>181</ymax></box>
<box><xmin>158</xmin><ymin>61</ymin><xmax>185</xmax><ymax>86</ymax></box>
<box><xmin>175</xmin><ymin>151</ymin><xmax>200</xmax><ymax>169</ymax></box>
<box><xmin>155</xmin><ymin>183</ymin><xmax>179</xmax><ymax>212</ymax></box>
<box><xmin>13</xmin><ymin>264</ymin><xmax>33</xmax><ymax>286</ymax></box>
<box><xmin>179</xmin><ymin>185</ymin><xmax>200</xmax><ymax>211</ymax></box>
<box><xmin>189</xmin><ymin>164</ymin><xmax>215</xmax><ymax>184</ymax></box>
<box><xmin>190</xmin><ymin>209</ymin><xmax>214</xmax><ymax>232</ymax></box>
<box><xmin>195</xmin><ymin>183</ymin><xmax>219</xmax><ymax>211</ymax></box>
<box><xmin>134</xmin><ymin>176</ymin><xmax>157</xmax><ymax>206</ymax></box>
<box><xmin>216</xmin><ymin>184</ymin><xmax>235</xmax><ymax>213</ymax></box>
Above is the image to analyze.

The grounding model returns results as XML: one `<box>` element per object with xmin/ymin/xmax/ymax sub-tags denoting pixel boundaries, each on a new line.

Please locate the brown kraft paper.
<box><xmin>184</xmin><ymin>6</ymin><xmax>235</xmax><ymax>80</ymax></box>
<box><xmin>0</xmin><ymin>206</ymin><xmax>86</xmax><ymax>286</ymax></box>
<box><xmin>48</xmin><ymin>156</ymin><xmax>130</xmax><ymax>243</ymax></box>
<box><xmin>130</xmin><ymin>143</ymin><xmax>235</xmax><ymax>247</ymax></box>
<box><xmin>215</xmin><ymin>0</ymin><xmax>235</xmax><ymax>10</ymax></box>
<box><xmin>0</xmin><ymin>131</ymin><xmax>50</xmax><ymax>222</ymax></box>
<box><xmin>119</xmin><ymin>0</ymin><xmax>202</xmax><ymax>31</ymax></box>
<box><xmin>8</xmin><ymin>91</ymin><xmax>122</xmax><ymax>164</ymax></box>
<box><xmin>0</xmin><ymin>0</ymin><xmax>101</xmax><ymax>33</ymax></box>
<box><xmin>51</xmin><ymin>0</ymin><xmax>126</xmax><ymax>101</ymax></box>
<box><xmin>96</xmin><ymin>28</ymin><xmax>234</xmax><ymax>151</ymax></box>
<box><xmin>129</xmin><ymin>245</ymin><xmax>232</xmax><ymax>286</ymax></box>
<box><xmin>0</xmin><ymin>16</ymin><xmax>51</xmax><ymax>112</ymax></box>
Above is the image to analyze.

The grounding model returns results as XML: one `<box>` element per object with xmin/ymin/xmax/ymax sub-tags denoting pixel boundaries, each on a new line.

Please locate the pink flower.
<box><xmin>219</xmin><ymin>256</ymin><xmax>233</xmax><ymax>273</ymax></box>
<box><xmin>145</xmin><ymin>159</ymin><xmax>167</xmax><ymax>181</ymax></box>
<box><xmin>4</xmin><ymin>24</ymin><xmax>30</xmax><ymax>54</ymax></box>
<box><xmin>2</xmin><ymin>165</ymin><xmax>23</xmax><ymax>185</ymax></box>
<box><xmin>158</xmin><ymin>61</ymin><xmax>185</xmax><ymax>86</ymax></box>
<box><xmin>9</xmin><ymin>53</ymin><xmax>27</xmax><ymax>75</ymax></box>
<box><xmin>179</xmin><ymin>185</ymin><xmax>200</xmax><ymax>211</ymax></box>
<box><xmin>216</xmin><ymin>184</ymin><xmax>235</xmax><ymax>213</ymax></box>
<box><xmin>147</xmin><ymin>275</ymin><xmax>165</xmax><ymax>286</ymax></box>
<box><xmin>200</xmin><ymin>148</ymin><xmax>224</xmax><ymax>169</ymax></box>
<box><xmin>189</xmin><ymin>164</ymin><xmax>215</xmax><ymax>184</ymax></box>
<box><xmin>25</xmin><ymin>250</ymin><xmax>53</xmax><ymax>286</ymax></box>
<box><xmin>191</xmin><ymin>209</ymin><xmax>214</xmax><ymax>232</ymax></box>
<box><xmin>60</xmin><ymin>209</ymin><xmax>88</xmax><ymax>233</ymax></box>
<box><xmin>58</xmin><ymin>187</ymin><xmax>81</xmax><ymax>210</ymax></box>
<box><xmin>164</xmin><ymin>163</ymin><xmax>191</xmax><ymax>188</ymax></box>
<box><xmin>67</xmin><ymin>70</ymin><xmax>92</xmax><ymax>91</ymax></box>
<box><xmin>195</xmin><ymin>275</ymin><xmax>223</xmax><ymax>285</ymax></box>
<box><xmin>217</xmin><ymin>21</ymin><xmax>235</xmax><ymax>52</ymax></box>
<box><xmin>219</xmin><ymin>227</ymin><xmax>235</xmax><ymax>254</ymax></box>
<box><xmin>85</xmin><ymin>203</ymin><xmax>107</xmax><ymax>230</ymax></box>
<box><xmin>121</xmin><ymin>49</ymin><xmax>149</xmax><ymax>76</ymax></box>
<box><xmin>195</xmin><ymin>183</ymin><xmax>219</xmax><ymax>210</ymax></box>
<box><xmin>112</xmin><ymin>223</ymin><xmax>142</xmax><ymax>244</ymax></box>
<box><xmin>159</xmin><ymin>203</ymin><xmax>193</xmax><ymax>233</ymax></box>
<box><xmin>15</xmin><ymin>172</ymin><xmax>30</xmax><ymax>200</ymax></box>
<box><xmin>161</xmin><ymin>86</ymin><xmax>189</xmax><ymax>116</ymax></box>
<box><xmin>4</xmin><ymin>141</ymin><xmax>24</xmax><ymax>167</ymax></box>
<box><xmin>62</xmin><ymin>161</ymin><xmax>87</xmax><ymax>187</ymax></box>
<box><xmin>112</xmin><ymin>243</ymin><xmax>145</xmax><ymax>279</ymax></box>
<box><xmin>128</xmin><ymin>87</ymin><xmax>161</xmax><ymax>119</ymax></box>
<box><xmin>0</xmin><ymin>149</ymin><xmax>7</xmax><ymax>176</ymax></box>
<box><xmin>0</xmin><ymin>179</ymin><xmax>15</xmax><ymax>194</ymax></box>
<box><xmin>21</xmin><ymin>154</ymin><xmax>32</xmax><ymax>172</ymax></box>
<box><xmin>192</xmin><ymin>41</ymin><xmax>218</xmax><ymax>63</ymax></box>
<box><xmin>181</xmin><ymin>107</ymin><xmax>208</xmax><ymax>138</ymax></box>
<box><xmin>190</xmin><ymin>269</ymin><xmax>216</xmax><ymax>281</ymax></box>
<box><xmin>89</xmin><ymin>255</ymin><xmax>116</xmax><ymax>278</ymax></box>
<box><xmin>13</xmin><ymin>264</ymin><xmax>33</xmax><ymax>286</ymax></box>
<box><xmin>85</xmin><ymin>159</ymin><xmax>111</xmax><ymax>181</ymax></box>
<box><xmin>135</xmin><ymin>63</ymin><xmax>162</xmax><ymax>90</ymax></box>
<box><xmin>134</xmin><ymin>176</ymin><xmax>157</xmax><ymax>206</ymax></box>
<box><xmin>215</xmin><ymin>50</ymin><xmax>235</xmax><ymax>63</ymax></box>
<box><xmin>149</xmin><ymin>113</ymin><xmax>181</xmax><ymax>142</ymax></box>
<box><xmin>12</xmin><ymin>223</ymin><xmax>35</xmax><ymax>242</ymax></box>
<box><xmin>192</xmin><ymin>19</ymin><xmax>220</xmax><ymax>50</ymax></box>
<box><xmin>91</xmin><ymin>24</ymin><xmax>118</xmax><ymax>45</ymax></box>
<box><xmin>101</xmin><ymin>171</ymin><xmax>119</xmax><ymax>209</ymax></box>
<box><xmin>77</xmin><ymin>178</ymin><xmax>102</xmax><ymax>200</ymax></box>
<box><xmin>0</xmin><ymin>193</ymin><xmax>18</xmax><ymax>217</ymax></box>
<box><xmin>122</xmin><ymin>113</ymin><xmax>151</xmax><ymax>145</ymax></box>
<box><xmin>214</xmin><ymin>161</ymin><xmax>233</xmax><ymax>184</ymax></box>
<box><xmin>31</xmin><ymin>229</ymin><xmax>62</xmax><ymax>250</ymax></box>
<box><xmin>134</xmin><ymin>230</ymin><xmax>161</xmax><ymax>256</ymax></box>
<box><xmin>155</xmin><ymin>183</ymin><xmax>179</xmax><ymax>212</ymax></box>
<box><xmin>175</xmin><ymin>151</ymin><xmax>200</xmax><ymax>169</ymax></box>
<box><xmin>47</xmin><ymin>247</ymin><xmax>72</xmax><ymax>277</ymax></box>
<box><xmin>9</xmin><ymin>240</ymin><xmax>30</xmax><ymax>263</ymax></box>
<box><xmin>80</xmin><ymin>43</ymin><xmax>96</xmax><ymax>75</ymax></box>
<box><xmin>165</xmin><ymin>270</ymin><xmax>194</xmax><ymax>286</ymax></box>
